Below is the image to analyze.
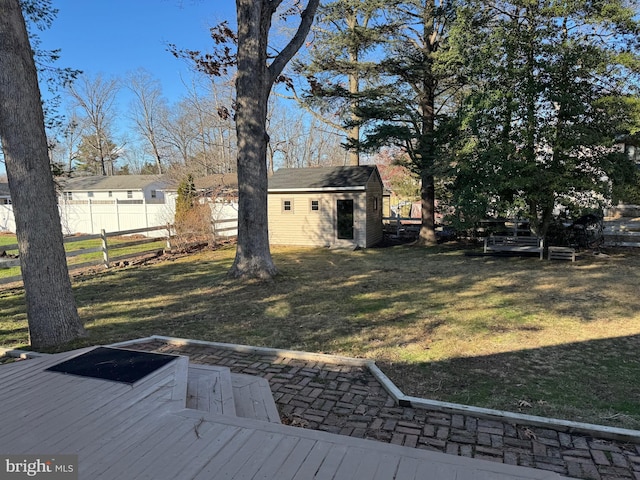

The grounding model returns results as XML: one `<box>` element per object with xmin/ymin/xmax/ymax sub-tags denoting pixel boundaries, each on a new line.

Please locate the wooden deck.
<box><xmin>0</xmin><ymin>347</ymin><xmax>567</xmax><ymax>479</ymax></box>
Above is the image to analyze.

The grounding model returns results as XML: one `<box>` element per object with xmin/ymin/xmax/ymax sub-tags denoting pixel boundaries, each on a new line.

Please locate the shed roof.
<box><xmin>60</xmin><ymin>175</ymin><xmax>167</xmax><ymax>192</ymax></box>
<box><xmin>269</xmin><ymin>166</ymin><xmax>380</xmax><ymax>192</ymax></box>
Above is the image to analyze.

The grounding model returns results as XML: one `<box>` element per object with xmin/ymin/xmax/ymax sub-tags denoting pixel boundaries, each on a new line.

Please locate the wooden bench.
<box><xmin>548</xmin><ymin>246</ymin><xmax>576</xmax><ymax>262</ymax></box>
<box><xmin>483</xmin><ymin>235</ymin><xmax>544</xmax><ymax>259</ymax></box>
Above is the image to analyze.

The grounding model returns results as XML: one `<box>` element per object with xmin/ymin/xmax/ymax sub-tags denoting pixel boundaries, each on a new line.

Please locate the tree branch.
<box><xmin>268</xmin><ymin>0</ymin><xmax>320</xmax><ymax>84</ymax></box>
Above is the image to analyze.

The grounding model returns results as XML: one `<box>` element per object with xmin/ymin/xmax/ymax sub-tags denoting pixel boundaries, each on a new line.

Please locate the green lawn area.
<box><xmin>0</xmin><ymin>233</ymin><xmax>166</xmax><ymax>279</ymax></box>
<box><xmin>1</xmin><ymin>243</ymin><xmax>639</xmax><ymax>430</ymax></box>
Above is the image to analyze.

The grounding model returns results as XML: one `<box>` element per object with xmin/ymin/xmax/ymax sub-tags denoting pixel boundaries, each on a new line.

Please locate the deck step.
<box><xmin>186</xmin><ymin>365</ymin><xmax>281</xmax><ymax>424</ymax></box>
<box><xmin>231</xmin><ymin>373</ymin><xmax>281</xmax><ymax>424</ymax></box>
<box><xmin>186</xmin><ymin>364</ymin><xmax>236</xmax><ymax>416</ymax></box>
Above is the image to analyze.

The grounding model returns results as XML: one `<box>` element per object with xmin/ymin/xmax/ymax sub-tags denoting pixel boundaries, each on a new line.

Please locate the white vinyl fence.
<box><xmin>0</xmin><ymin>198</ymin><xmax>238</xmax><ymax>238</ymax></box>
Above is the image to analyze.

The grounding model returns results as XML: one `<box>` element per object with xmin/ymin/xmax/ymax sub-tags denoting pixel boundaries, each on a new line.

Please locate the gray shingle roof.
<box><xmin>193</xmin><ymin>174</ymin><xmax>238</xmax><ymax>191</ymax></box>
<box><xmin>268</xmin><ymin>166</ymin><xmax>378</xmax><ymax>191</ymax></box>
<box><xmin>60</xmin><ymin>175</ymin><xmax>167</xmax><ymax>191</ymax></box>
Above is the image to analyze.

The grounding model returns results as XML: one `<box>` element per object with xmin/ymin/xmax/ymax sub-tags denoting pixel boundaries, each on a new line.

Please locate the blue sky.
<box><xmin>38</xmin><ymin>0</ymin><xmax>237</xmax><ymax>104</ymax></box>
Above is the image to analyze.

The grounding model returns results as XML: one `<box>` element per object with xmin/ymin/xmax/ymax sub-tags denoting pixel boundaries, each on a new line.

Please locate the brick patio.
<box><xmin>132</xmin><ymin>340</ymin><xmax>640</xmax><ymax>480</ymax></box>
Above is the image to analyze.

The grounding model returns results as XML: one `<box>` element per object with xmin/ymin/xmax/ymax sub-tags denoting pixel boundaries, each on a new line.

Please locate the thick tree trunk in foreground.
<box><xmin>229</xmin><ymin>0</ymin><xmax>319</xmax><ymax>279</ymax></box>
<box><xmin>229</xmin><ymin>0</ymin><xmax>278</xmax><ymax>280</ymax></box>
<box><xmin>0</xmin><ymin>0</ymin><xmax>85</xmax><ymax>348</ymax></box>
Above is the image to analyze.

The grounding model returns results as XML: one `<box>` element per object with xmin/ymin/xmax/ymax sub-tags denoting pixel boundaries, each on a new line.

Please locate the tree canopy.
<box><xmin>445</xmin><ymin>0</ymin><xmax>640</xmax><ymax>234</ymax></box>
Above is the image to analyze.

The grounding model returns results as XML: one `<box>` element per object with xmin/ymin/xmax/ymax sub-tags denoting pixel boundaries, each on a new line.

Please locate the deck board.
<box><xmin>190</xmin><ymin>427</ymin><xmax>259</xmax><ymax>479</ymax></box>
<box><xmin>137</xmin><ymin>422</ymin><xmax>240</xmax><ymax>480</ymax></box>
<box><xmin>213</xmin><ymin>431</ymin><xmax>284</xmax><ymax>480</ymax></box>
<box><xmin>187</xmin><ymin>364</ymin><xmax>236</xmax><ymax>416</ymax></box>
<box><xmin>276</xmin><ymin>437</ymin><xmax>321</xmax><ymax>480</ymax></box>
<box><xmin>98</xmin><ymin>417</ymin><xmax>197</xmax><ymax>479</ymax></box>
<box><xmin>249</xmin><ymin>434</ymin><xmax>304</xmax><ymax>480</ymax></box>
<box><xmin>372</xmin><ymin>453</ymin><xmax>401</xmax><ymax>480</ymax></box>
<box><xmin>0</xmin><ymin>348</ymin><xmax>565</xmax><ymax>480</ymax></box>
<box><xmin>164</xmin><ymin>424</ymin><xmax>247</xmax><ymax>480</ymax></box>
<box><xmin>291</xmin><ymin>441</ymin><xmax>332</xmax><ymax>480</ymax></box>
<box><xmin>314</xmin><ymin>443</ymin><xmax>350</xmax><ymax>480</ymax></box>
<box><xmin>334</xmin><ymin>446</ymin><xmax>371</xmax><ymax>480</ymax></box>
<box><xmin>231</xmin><ymin>373</ymin><xmax>281</xmax><ymax>423</ymax></box>
<box><xmin>352</xmin><ymin>449</ymin><xmax>392</xmax><ymax>480</ymax></box>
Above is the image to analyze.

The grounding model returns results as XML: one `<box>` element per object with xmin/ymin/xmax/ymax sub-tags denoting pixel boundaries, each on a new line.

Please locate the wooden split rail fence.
<box><xmin>0</xmin><ymin>218</ymin><xmax>237</xmax><ymax>286</ymax></box>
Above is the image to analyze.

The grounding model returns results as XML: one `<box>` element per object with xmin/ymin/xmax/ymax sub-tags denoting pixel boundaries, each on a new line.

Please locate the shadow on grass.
<box><xmin>380</xmin><ymin>333</ymin><xmax>640</xmax><ymax>430</ymax></box>
<box><xmin>1</xmin><ymin>244</ymin><xmax>639</xmax><ymax>429</ymax></box>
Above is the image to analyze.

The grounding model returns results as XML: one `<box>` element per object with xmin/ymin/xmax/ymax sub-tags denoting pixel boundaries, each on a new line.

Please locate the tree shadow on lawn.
<box><xmin>64</xmin><ymin>248</ymin><xmax>481</xmax><ymax>350</ymax></box>
<box><xmin>2</xmin><ymin>244</ymin><xmax>639</xmax><ymax>431</ymax></box>
<box><xmin>11</xmin><ymin>245</ymin><xmax>635</xmax><ymax>344</ymax></box>
<box><xmin>379</xmin><ymin>333</ymin><xmax>640</xmax><ymax>430</ymax></box>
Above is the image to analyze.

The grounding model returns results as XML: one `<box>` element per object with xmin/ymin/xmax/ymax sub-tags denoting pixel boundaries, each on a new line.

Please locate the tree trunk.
<box><xmin>347</xmin><ymin>69</ymin><xmax>360</xmax><ymax>167</ymax></box>
<box><xmin>415</xmin><ymin>0</ymin><xmax>438</xmax><ymax>246</ymax></box>
<box><xmin>228</xmin><ymin>0</ymin><xmax>278</xmax><ymax>279</ymax></box>
<box><xmin>229</xmin><ymin>0</ymin><xmax>319</xmax><ymax>279</ymax></box>
<box><xmin>0</xmin><ymin>0</ymin><xmax>86</xmax><ymax>348</ymax></box>
<box><xmin>418</xmin><ymin>172</ymin><xmax>438</xmax><ymax>245</ymax></box>
<box><xmin>347</xmin><ymin>12</ymin><xmax>360</xmax><ymax>167</ymax></box>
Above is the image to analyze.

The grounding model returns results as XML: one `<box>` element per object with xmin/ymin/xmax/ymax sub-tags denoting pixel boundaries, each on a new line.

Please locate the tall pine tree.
<box><xmin>297</xmin><ymin>0</ymin><xmax>394</xmax><ymax>165</ymax></box>
<box><xmin>352</xmin><ymin>0</ymin><xmax>462</xmax><ymax>245</ymax></box>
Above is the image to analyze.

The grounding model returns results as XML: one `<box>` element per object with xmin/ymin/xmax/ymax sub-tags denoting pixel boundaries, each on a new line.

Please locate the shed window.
<box><xmin>108</xmin><ymin>191</ymin><xmax>113</xmax><ymax>197</ymax></box>
<box><xmin>127</xmin><ymin>190</ymin><xmax>133</xmax><ymax>199</ymax></box>
<box><xmin>87</xmin><ymin>191</ymin><xmax>94</xmax><ymax>198</ymax></box>
<box><xmin>310</xmin><ymin>200</ymin><xmax>319</xmax><ymax>211</ymax></box>
<box><xmin>151</xmin><ymin>190</ymin><xmax>157</xmax><ymax>199</ymax></box>
<box><xmin>63</xmin><ymin>192</ymin><xmax>73</xmax><ymax>201</ymax></box>
<box><xmin>282</xmin><ymin>199</ymin><xmax>293</xmax><ymax>213</ymax></box>
<box><xmin>372</xmin><ymin>196</ymin><xmax>378</xmax><ymax>211</ymax></box>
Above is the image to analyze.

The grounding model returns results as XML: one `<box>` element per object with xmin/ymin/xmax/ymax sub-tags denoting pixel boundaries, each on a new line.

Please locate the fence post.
<box><xmin>89</xmin><ymin>198</ymin><xmax>94</xmax><ymax>234</ymax></box>
<box><xmin>165</xmin><ymin>223</ymin><xmax>172</xmax><ymax>252</ymax></box>
<box><xmin>116</xmin><ymin>199</ymin><xmax>120</xmax><ymax>232</ymax></box>
<box><xmin>101</xmin><ymin>229</ymin><xmax>109</xmax><ymax>268</ymax></box>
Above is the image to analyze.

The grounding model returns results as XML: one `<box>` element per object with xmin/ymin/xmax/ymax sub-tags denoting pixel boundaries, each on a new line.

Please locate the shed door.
<box><xmin>337</xmin><ymin>199</ymin><xmax>354</xmax><ymax>240</ymax></box>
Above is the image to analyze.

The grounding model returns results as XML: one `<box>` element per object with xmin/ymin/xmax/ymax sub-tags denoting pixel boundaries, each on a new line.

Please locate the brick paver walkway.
<box><xmin>133</xmin><ymin>341</ymin><xmax>640</xmax><ymax>480</ymax></box>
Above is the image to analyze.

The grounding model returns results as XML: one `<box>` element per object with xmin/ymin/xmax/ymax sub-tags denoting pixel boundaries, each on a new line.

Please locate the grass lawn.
<box><xmin>0</xmin><ymin>233</ymin><xmax>166</xmax><ymax>279</ymax></box>
<box><xmin>1</xmin><ymin>242</ymin><xmax>639</xmax><ymax>430</ymax></box>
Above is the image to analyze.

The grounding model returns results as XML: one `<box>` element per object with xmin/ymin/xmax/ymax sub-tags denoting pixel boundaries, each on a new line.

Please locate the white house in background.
<box><xmin>58</xmin><ymin>175</ymin><xmax>170</xmax><ymax>203</ymax></box>
<box><xmin>0</xmin><ymin>174</ymin><xmax>240</xmax><ymax>237</ymax></box>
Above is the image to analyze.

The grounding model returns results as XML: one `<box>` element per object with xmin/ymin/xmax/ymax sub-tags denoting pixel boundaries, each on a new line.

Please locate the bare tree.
<box><xmin>267</xmin><ymin>103</ymin><xmax>347</xmax><ymax>170</ymax></box>
<box><xmin>49</xmin><ymin>110</ymin><xmax>82</xmax><ymax>175</ymax></box>
<box><xmin>161</xmin><ymin>99</ymin><xmax>197</xmax><ymax>167</ymax></box>
<box><xmin>179</xmin><ymin>78</ymin><xmax>237</xmax><ymax>176</ymax></box>
<box><xmin>68</xmin><ymin>73</ymin><xmax>121</xmax><ymax>175</ymax></box>
<box><xmin>126</xmin><ymin>69</ymin><xmax>169</xmax><ymax>174</ymax></box>
<box><xmin>0</xmin><ymin>0</ymin><xmax>85</xmax><ymax>348</ymax></box>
